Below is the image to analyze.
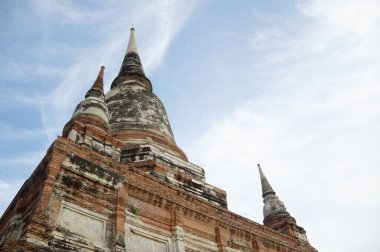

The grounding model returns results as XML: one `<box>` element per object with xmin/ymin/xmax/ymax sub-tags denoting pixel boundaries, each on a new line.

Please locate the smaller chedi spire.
<box><xmin>63</xmin><ymin>66</ymin><xmax>123</xmax><ymax>160</ymax></box>
<box><xmin>258</xmin><ymin>163</ymin><xmax>275</xmax><ymax>198</ymax></box>
<box><xmin>257</xmin><ymin>164</ymin><xmax>287</xmax><ymax>218</ymax></box>
<box><xmin>257</xmin><ymin>164</ymin><xmax>309</xmax><ymax>242</ymax></box>
<box><xmin>86</xmin><ymin>66</ymin><xmax>105</xmax><ymax>98</ymax></box>
<box><xmin>68</xmin><ymin>66</ymin><xmax>110</xmax><ymax>132</ymax></box>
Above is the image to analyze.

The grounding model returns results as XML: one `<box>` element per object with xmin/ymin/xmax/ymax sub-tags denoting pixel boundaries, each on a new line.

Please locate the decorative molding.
<box><xmin>62</xmin><ymin>154</ymin><xmax>124</xmax><ymax>188</ymax></box>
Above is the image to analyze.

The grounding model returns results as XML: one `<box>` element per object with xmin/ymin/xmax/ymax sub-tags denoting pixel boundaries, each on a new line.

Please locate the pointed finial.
<box><xmin>93</xmin><ymin>66</ymin><xmax>105</xmax><ymax>90</ymax></box>
<box><xmin>257</xmin><ymin>164</ymin><xmax>276</xmax><ymax>198</ymax></box>
<box><xmin>127</xmin><ymin>26</ymin><xmax>138</xmax><ymax>53</ymax></box>
<box><xmin>111</xmin><ymin>26</ymin><xmax>152</xmax><ymax>91</ymax></box>
<box><xmin>85</xmin><ymin>66</ymin><xmax>105</xmax><ymax>98</ymax></box>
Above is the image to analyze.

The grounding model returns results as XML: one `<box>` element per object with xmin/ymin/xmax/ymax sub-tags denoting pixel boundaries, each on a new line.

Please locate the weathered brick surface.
<box><xmin>0</xmin><ymin>137</ymin><xmax>317</xmax><ymax>251</ymax></box>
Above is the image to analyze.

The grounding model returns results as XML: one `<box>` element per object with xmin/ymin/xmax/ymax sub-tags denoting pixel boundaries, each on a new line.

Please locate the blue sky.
<box><xmin>1</xmin><ymin>1</ymin><xmax>380</xmax><ymax>251</ymax></box>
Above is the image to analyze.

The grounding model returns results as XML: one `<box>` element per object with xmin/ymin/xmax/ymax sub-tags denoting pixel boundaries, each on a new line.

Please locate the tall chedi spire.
<box><xmin>106</xmin><ymin>27</ymin><xmax>187</xmax><ymax>160</ymax></box>
<box><xmin>257</xmin><ymin>164</ymin><xmax>309</xmax><ymax>241</ymax></box>
<box><xmin>103</xmin><ymin>26</ymin><xmax>226</xmax><ymax>209</ymax></box>
<box><xmin>111</xmin><ymin>27</ymin><xmax>152</xmax><ymax>91</ymax></box>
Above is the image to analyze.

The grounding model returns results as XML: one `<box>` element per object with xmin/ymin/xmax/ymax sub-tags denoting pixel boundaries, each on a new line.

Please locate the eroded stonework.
<box><xmin>0</xmin><ymin>137</ymin><xmax>317</xmax><ymax>252</ymax></box>
<box><xmin>106</xmin><ymin>85</ymin><xmax>174</xmax><ymax>139</ymax></box>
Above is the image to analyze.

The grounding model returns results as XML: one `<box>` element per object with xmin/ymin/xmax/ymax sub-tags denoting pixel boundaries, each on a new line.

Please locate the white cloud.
<box><xmin>299</xmin><ymin>0</ymin><xmax>380</xmax><ymax>38</ymax></box>
<box><xmin>187</xmin><ymin>1</ymin><xmax>380</xmax><ymax>251</ymax></box>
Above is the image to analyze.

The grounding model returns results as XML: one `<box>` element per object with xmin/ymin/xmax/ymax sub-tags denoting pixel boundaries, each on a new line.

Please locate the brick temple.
<box><xmin>0</xmin><ymin>27</ymin><xmax>317</xmax><ymax>252</ymax></box>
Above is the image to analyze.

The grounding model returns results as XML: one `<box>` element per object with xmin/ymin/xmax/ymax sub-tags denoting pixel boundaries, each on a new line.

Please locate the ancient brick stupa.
<box><xmin>0</xmin><ymin>28</ymin><xmax>317</xmax><ymax>252</ymax></box>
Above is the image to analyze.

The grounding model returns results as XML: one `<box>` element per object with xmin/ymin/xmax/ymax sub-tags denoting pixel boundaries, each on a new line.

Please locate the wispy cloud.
<box><xmin>135</xmin><ymin>1</ymin><xmax>201</xmax><ymax>72</ymax></box>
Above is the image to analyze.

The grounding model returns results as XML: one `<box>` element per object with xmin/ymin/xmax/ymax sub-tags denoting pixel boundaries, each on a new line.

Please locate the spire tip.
<box><xmin>126</xmin><ymin>25</ymin><xmax>138</xmax><ymax>54</ymax></box>
<box><xmin>257</xmin><ymin>164</ymin><xmax>276</xmax><ymax>198</ymax></box>
<box><xmin>85</xmin><ymin>66</ymin><xmax>105</xmax><ymax>97</ymax></box>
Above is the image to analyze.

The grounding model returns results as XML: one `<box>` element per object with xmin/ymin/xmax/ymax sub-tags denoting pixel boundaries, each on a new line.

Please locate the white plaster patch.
<box><xmin>226</xmin><ymin>247</ymin><xmax>243</xmax><ymax>252</ymax></box>
<box><xmin>145</xmin><ymin>145</ymin><xmax>204</xmax><ymax>178</ymax></box>
<box><xmin>57</xmin><ymin>201</ymin><xmax>107</xmax><ymax>247</ymax></box>
<box><xmin>182</xmin><ymin>231</ymin><xmax>218</xmax><ymax>252</ymax></box>
<box><xmin>124</xmin><ymin>215</ymin><xmax>219</xmax><ymax>252</ymax></box>
<box><xmin>129</xmin><ymin>232</ymin><xmax>168</xmax><ymax>252</ymax></box>
<box><xmin>296</xmin><ymin>232</ymin><xmax>308</xmax><ymax>242</ymax></box>
<box><xmin>125</xmin><ymin>216</ymin><xmax>172</xmax><ymax>252</ymax></box>
<box><xmin>72</xmin><ymin>98</ymin><xmax>109</xmax><ymax>122</ymax></box>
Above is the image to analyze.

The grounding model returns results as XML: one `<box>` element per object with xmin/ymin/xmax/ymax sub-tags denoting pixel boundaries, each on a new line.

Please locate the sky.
<box><xmin>1</xmin><ymin>0</ymin><xmax>380</xmax><ymax>251</ymax></box>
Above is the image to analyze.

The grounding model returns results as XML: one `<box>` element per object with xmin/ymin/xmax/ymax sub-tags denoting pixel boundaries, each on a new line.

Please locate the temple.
<box><xmin>0</xmin><ymin>28</ymin><xmax>317</xmax><ymax>252</ymax></box>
